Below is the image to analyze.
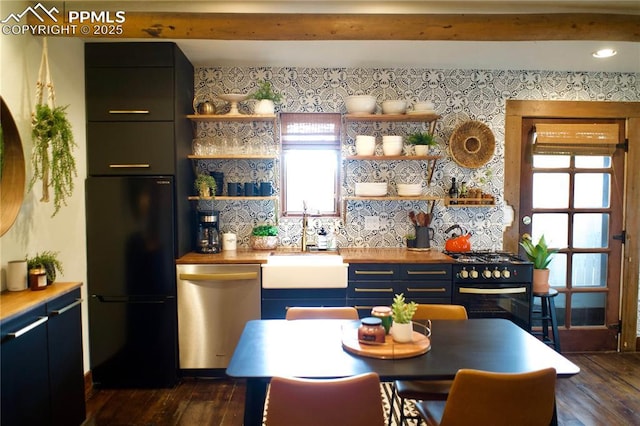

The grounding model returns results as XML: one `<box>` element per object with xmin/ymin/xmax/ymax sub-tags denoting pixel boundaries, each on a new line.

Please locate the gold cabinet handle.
<box><xmin>407</xmin><ymin>270</ymin><xmax>448</xmax><ymax>275</ymax></box>
<box><xmin>108</xmin><ymin>110</ymin><xmax>150</xmax><ymax>114</ymax></box>
<box><xmin>354</xmin><ymin>270</ymin><xmax>394</xmax><ymax>275</ymax></box>
<box><xmin>354</xmin><ymin>287</ymin><xmax>394</xmax><ymax>293</ymax></box>
<box><xmin>179</xmin><ymin>272</ymin><xmax>258</xmax><ymax>281</ymax></box>
<box><xmin>109</xmin><ymin>164</ymin><xmax>151</xmax><ymax>168</ymax></box>
<box><xmin>406</xmin><ymin>287</ymin><xmax>447</xmax><ymax>293</ymax></box>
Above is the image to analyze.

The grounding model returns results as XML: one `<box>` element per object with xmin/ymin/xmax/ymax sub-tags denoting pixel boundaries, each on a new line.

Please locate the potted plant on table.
<box><xmin>194</xmin><ymin>174</ymin><xmax>217</xmax><ymax>198</ymax></box>
<box><xmin>249</xmin><ymin>80</ymin><xmax>282</xmax><ymax>115</ymax></box>
<box><xmin>250</xmin><ymin>224</ymin><xmax>279</xmax><ymax>250</ymax></box>
<box><xmin>406</xmin><ymin>132</ymin><xmax>437</xmax><ymax>156</ymax></box>
<box><xmin>519</xmin><ymin>233</ymin><xmax>558</xmax><ymax>293</ymax></box>
<box><xmin>391</xmin><ymin>293</ymin><xmax>418</xmax><ymax>343</ymax></box>
<box><xmin>27</xmin><ymin>250</ymin><xmax>63</xmax><ymax>285</ymax></box>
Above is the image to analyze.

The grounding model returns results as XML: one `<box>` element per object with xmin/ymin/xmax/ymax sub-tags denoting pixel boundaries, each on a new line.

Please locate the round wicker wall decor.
<box><xmin>449</xmin><ymin>120</ymin><xmax>495</xmax><ymax>168</ymax></box>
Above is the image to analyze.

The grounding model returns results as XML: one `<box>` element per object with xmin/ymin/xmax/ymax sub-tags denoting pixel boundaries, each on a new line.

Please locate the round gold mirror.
<box><xmin>1</xmin><ymin>96</ymin><xmax>26</xmax><ymax>236</ymax></box>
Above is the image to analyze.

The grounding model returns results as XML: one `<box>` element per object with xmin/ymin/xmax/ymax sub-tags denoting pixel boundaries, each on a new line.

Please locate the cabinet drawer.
<box><xmin>348</xmin><ymin>281</ymin><xmax>396</xmax><ymax>298</ymax></box>
<box><xmin>86</xmin><ymin>42</ymin><xmax>177</xmax><ymax>67</ymax></box>
<box><xmin>88</xmin><ymin>122</ymin><xmax>175</xmax><ymax>175</ymax></box>
<box><xmin>348</xmin><ymin>264</ymin><xmax>399</xmax><ymax>281</ymax></box>
<box><xmin>86</xmin><ymin>67</ymin><xmax>175</xmax><ymax>121</ymax></box>
<box><xmin>400</xmin><ymin>264</ymin><xmax>452</xmax><ymax>280</ymax></box>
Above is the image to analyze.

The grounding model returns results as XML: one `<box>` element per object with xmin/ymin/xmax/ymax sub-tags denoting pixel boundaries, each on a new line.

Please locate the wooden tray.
<box><xmin>342</xmin><ymin>331</ymin><xmax>431</xmax><ymax>359</ymax></box>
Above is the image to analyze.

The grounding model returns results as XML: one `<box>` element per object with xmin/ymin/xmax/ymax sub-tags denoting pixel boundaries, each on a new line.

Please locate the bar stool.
<box><xmin>531</xmin><ymin>288</ymin><xmax>561</xmax><ymax>352</ymax></box>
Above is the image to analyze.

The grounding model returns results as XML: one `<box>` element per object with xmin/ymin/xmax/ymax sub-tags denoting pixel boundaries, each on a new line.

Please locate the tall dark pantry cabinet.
<box><xmin>85</xmin><ymin>43</ymin><xmax>193</xmax><ymax>387</ymax></box>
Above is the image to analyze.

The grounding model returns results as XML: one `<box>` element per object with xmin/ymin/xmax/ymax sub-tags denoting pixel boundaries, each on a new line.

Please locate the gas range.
<box><xmin>447</xmin><ymin>251</ymin><xmax>533</xmax><ymax>331</ymax></box>
<box><xmin>445</xmin><ymin>251</ymin><xmax>533</xmax><ymax>283</ymax></box>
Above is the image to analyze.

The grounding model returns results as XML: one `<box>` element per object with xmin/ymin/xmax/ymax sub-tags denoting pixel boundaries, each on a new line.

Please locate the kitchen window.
<box><xmin>280</xmin><ymin>113</ymin><xmax>341</xmax><ymax>217</ymax></box>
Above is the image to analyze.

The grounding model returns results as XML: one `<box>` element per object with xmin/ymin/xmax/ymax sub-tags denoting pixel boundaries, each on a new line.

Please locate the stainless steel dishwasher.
<box><xmin>176</xmin><ymin>263</ymin><xmax>261</xmax><ymax>369</ymax></box>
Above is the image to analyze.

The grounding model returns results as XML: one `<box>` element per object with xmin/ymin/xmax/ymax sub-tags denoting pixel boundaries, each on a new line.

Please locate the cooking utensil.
<box><xmin>444</xmin><ymin>225</ymin><xmax>472</xmax><ymax>252</ymax></box>
<box><xmin>408</xmin><ymin>211</ymin><xmax>417</xmax><ymax>226</ymax></box>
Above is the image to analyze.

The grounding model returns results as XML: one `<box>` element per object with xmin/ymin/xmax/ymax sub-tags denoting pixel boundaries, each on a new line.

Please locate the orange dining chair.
<box><xmin>388</xmin><ymin>304</ymin><xmax>468</xmax><ymax>426</ymax></box>
<box><xmin>415</xmin><ymin>368</ymin><xmax>557</xmax><ymax>426</ymax></box>
<box><xmin>265</xmin><ymin>372</ymin><xmax>386</xmax><ymax>426</ymax></box>
<box><xmin>285</xmin><ymin>306</ymin><xmax>360</xmax><ymax>320</ymax></box>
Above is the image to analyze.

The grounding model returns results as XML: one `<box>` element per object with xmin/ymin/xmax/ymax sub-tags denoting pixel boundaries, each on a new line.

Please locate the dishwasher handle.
<box><xmin>179</xmin><ymin>272</ymin><xmax>258</xmax><ymax>282</ymax></box>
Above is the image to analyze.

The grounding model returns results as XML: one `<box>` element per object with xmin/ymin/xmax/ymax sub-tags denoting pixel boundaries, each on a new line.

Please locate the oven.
<box><xmin>448</xmin><ymin>252</ymin><xmax>533</xmax><ymax>331</ymax></box>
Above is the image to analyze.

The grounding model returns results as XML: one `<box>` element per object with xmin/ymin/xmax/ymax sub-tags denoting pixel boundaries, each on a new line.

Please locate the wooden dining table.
<box><xmin>226</xmin><ymin>318</ymin><xmax>580</xmax><ymax>426</ymax></box>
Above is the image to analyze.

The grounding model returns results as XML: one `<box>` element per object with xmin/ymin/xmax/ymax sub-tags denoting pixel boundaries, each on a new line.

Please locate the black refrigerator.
<box><xmin>86</xmin><ymin>176</ymin><xmax>178</xmax><ymax>387</ymax></box>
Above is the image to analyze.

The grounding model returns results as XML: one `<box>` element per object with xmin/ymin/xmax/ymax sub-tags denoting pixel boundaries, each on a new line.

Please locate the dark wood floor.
<box><xmin>83</xmin><ymin>352</ymin><xmax>640</xmax><ymax>426</ymax></box>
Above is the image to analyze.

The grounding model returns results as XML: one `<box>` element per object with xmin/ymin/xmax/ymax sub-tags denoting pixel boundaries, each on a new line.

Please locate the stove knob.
<box><xmin>459</xmin><ymin>269</ymin><xmax>469</xmax><ymax>279</ymax></box>
<box><xmin>502</xmin><ymin>269</ymin><xmax>511</xmax><ymax>279</ymax></box>
<box><xmin>482</xmin><ymin>269</ymin><xmax>492</xmax><ymax>279</ymax></box>
<box><xmin>470</xmin><ymin>269</ymin><xmax>479</xmax><ymax>279</ymax></box>
<box><xmin>493</xmin><ymin>269</ymin><xmax>501</xmax><ymax>279</ymax></box>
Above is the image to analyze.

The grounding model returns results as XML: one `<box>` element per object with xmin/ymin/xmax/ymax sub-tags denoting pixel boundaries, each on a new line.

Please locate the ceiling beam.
<box><xmin>31</xmin><ymin>12</ymin><xmax>640</xmax><ymax>41</ymax></box>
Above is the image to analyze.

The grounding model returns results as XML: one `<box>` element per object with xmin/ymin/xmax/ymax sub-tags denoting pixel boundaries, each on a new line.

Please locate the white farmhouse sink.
<box><xmin>261</xmin><ymin>255</ymin><xmax>349</xmax><ymax>289</ymax></box>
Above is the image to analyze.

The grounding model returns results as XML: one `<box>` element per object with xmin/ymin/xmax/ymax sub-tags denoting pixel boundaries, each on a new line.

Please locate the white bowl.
<box><xmin>382</xmin><ymin>100</ymin><xmax>407</xmax><ymax>114</ymax></box>
<box><xmin>382</xmin><ymin>136</ymin><xmax>403</xmax><ymax>155</ymax></box>
<box><xmin>413</xmin><ymin>101</ymin><xmax>435</xmax><ymax>111</ymax></box>
<box><xmin>355</xmin><ymin>135</ymin><xmax>376</xmax><ymax>155</ymax></box>
<box><xmin>355</xmin><ymin>182</ymin><xmax>388</xmax><ymax>197</ymax></box>
<box><xmin>345</xmin><ymin>95</ymin><xmax>377</xmax><ymax>115</ymax></box>
<box><xmin>397</xmin><ymin>183</ymin><xmax>422</xmax><ymax>196</ymax></box>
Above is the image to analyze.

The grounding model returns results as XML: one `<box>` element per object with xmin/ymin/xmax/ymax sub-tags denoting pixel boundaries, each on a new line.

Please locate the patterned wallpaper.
<box><xmin>193</xmin><ymin>68</ymin><xmax>639</xmax><ymax>250</ymax></box>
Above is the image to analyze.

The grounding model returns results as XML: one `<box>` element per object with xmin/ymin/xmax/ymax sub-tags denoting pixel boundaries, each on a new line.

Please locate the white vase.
<box><xmin>254</xmin><ymin>99</ymin><xmax>275</xmax><ymax>115</ymax></box>
<box><xmin>414</xmin><ymin>145</ymin><xmax>429</xmax><ymax>156</ymax></box>
<box><xmin>7</xmin><ymin>260</ymin><xmax>28</xmax><ymax>291</ymax></box>
<box><xmin>391</xmin><ymin>321</ymin><xmax>413</xmax><ymax>343</ymax></box>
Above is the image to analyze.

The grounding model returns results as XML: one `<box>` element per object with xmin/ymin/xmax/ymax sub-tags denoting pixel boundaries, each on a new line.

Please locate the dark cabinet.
<box><xmin>261</xmin><ymin>288</ymin><xmax>347</xmax><ymax>319</ymax></box>
<box><xmin>87</xmin><ymin>122</ymin><xmax>176</xmax><ymax>175</ymax></box>
<box><xmin>1</xmin><ymin>305</ymin><xmax>50</xmax><ymax>426</ymax></box>
<box><xmin>47</xmin><ymin>289</ymin><xmax>86</xmax><ymax>426</ymax></box>
<box><xmin>1</xmin><ymin>289</ymin><xmax>85</xmax><ymax>426</ymax></box>
<box><xmin>348</xmin><ymin>263</ymin><xmax>452</xmax><ymax>317</ymax></box>
<box><xmin>86</xmin><ymin>67</ymin><xmax>175</xmax><ymax>122</ymax></box>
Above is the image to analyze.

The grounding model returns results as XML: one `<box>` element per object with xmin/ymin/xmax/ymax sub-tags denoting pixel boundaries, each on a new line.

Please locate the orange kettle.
<box><xmin>444</xmin><ymin>225</ymin><xmax>471</xmax><ymax>252</ymax></box>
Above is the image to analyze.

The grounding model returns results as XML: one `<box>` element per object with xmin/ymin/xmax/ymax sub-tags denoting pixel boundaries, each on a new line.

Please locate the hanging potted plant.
<box><xmin>30</xmin><ymin>38</ymin><xmax>77</xmax><ymax>217</ymax></box>
<box><xmin>390</xmin><ymin>293</ymin><xmax>418</xmax><ymax>343</ymax></box>
<box><xmin>519</xmin><ymin>233</ymin><xmax>558</xmax><ymax>293</ymax></box>
<box><xmin>194</xmin><ymin>174</ymin><xmax>217</xmax><ymax>198</ymax></box>
<box><xmin>249</xmin><ymin>80</ymin><xmax>282</xmax><ymax>115</ymax></box>
<box><xmin>406</xmin><ymin>132</ymin><xmax>437</xmax><ymax>156</ymax></box>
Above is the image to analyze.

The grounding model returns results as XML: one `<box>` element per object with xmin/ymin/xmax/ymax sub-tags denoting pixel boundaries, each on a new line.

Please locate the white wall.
<box><xmin>0</xmin><ymin>2</ymin><xmax>89</xmax><ymax>371</ymax></box>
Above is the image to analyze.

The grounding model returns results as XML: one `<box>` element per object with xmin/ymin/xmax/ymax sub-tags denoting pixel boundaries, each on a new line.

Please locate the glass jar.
<box><xmin>371</xmin><ymin>306</ymin><xmax>393</xmax><ymax>334</ymax></box>
<box><xmin>29</xmin><ymin>267</ymin><xmax>47</xmax><ymax>291</ymax></box>
<box><xmin>358</xmin><ymin>317</ymin><xmax>386</xmax><ymax>344</ymax></box>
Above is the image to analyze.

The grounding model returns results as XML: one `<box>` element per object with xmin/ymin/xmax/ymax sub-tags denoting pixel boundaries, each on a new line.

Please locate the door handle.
<box><xmin>406</xmin><ymin>287</ymin><xmax>447</xmax><ymax>293</ymax></box>
<box><xmin>49</xmin><ymin>299</ymin><xmax>83</xmax><ymax>316</ymax></box>
<box><xmin>407</xmin><ymin>270</ymin><xmax>447</xmax><ymax>275</ymax></box>
<box><xmin>179</xmin><ymin>272</ymin><xmax>258</xmax><ymax>281</ymax></box>
<box><xmin>459</xmin><ymin>287</ymin><xmax>527</xmax><ymax>295</ymax></box>
<box><xmin>6</xmin><ymin>317</ymin><xmax>48</xmax><ymax>339</ymax></box>
<box><xmin>354</xmin><ymin>270</ymin><xmax>394</xmax><ymax>275</ymax></box>
<box><xmin>354</xmin><ymin>287</ymin><xmax>394</xmax><ymax>293</ymax></box>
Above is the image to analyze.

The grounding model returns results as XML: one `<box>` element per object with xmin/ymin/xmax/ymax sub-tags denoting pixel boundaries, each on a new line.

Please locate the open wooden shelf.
<box><xmin>344</xmin><ymin>113</ymin><xmax>440</xmax><ymax>122</ymax></box>
<box><xmin>187</xmin><ymin>114</ymin><xmax>276</xmax><ymax>122</ymax></box>
<box><xmin>345</xmin><ymin>155</ymin><xmax>440</xmax><ymax>161</ymax></box>
<box><xmin>188</xmin><ymin>154</ymin><xmax>278</xmax><ymax>160</ymax></box>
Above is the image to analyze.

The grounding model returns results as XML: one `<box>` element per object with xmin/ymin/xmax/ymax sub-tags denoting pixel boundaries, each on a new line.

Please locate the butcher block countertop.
<box><xmin>0</xmin><ymin>282</ymin><xmax>82</xmax><ymax>323</ymax></box>
<box><xmin>177</xmin><ymin>248</ymin><xmax>454</xmax><ymax>264</ymax></box>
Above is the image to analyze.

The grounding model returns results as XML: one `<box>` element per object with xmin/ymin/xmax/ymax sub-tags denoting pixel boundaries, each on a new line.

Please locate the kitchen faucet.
<box><xmin>301</xmin><ymin>201</ymin><xmax>308</xmax><ymax>252</ymax></box>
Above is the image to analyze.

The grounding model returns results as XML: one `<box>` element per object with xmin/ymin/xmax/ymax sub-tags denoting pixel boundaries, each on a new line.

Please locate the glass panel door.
<box><xmin>520</xmin><ymin>118</ymin><xmax>625</xmax><ymax>351</ymax></box>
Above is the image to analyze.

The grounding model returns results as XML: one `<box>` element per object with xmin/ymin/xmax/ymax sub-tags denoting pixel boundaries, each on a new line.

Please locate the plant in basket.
<box><xmin>251</xmin><ymin>224</ymin><xmax>279</xmax><ymax>250</ymax></box>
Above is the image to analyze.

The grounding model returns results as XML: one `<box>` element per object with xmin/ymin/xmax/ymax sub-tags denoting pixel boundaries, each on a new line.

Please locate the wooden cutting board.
<box><xmin>342</xmin><ymin>331</ymin><xmax>431</xmax><ymax>359</ymax></box>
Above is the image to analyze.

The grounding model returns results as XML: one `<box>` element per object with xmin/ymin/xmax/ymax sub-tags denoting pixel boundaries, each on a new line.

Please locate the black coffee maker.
<box><xmin>196</xmin><ymin>210</ymin><xmax>220</xmax><ymax>253</ymax></box>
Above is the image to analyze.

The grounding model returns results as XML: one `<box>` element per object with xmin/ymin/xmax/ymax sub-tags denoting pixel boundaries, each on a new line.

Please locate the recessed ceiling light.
<box><xmin>592</xmin><ymin>49</ymin><xmax>617</xmax><ymax>59</ymax></box>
